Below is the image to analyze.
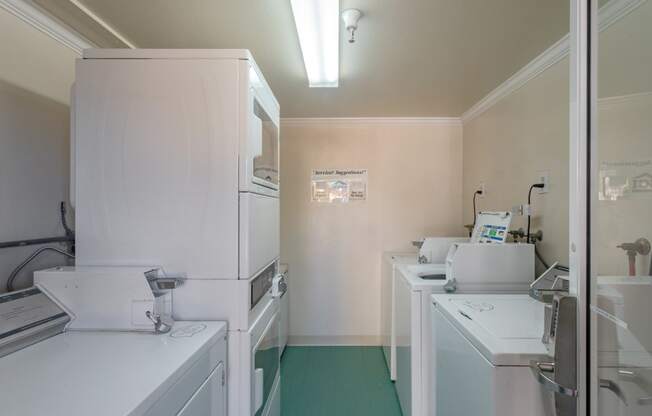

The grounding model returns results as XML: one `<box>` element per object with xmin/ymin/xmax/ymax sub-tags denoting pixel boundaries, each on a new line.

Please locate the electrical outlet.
<box><xmin>479</xmin><ymin>182</ymin><xmax>486</xmax><ymax>197</ymax></box>
<box><xmin>537</xmin><ymin>171</ymin><xmax>550</xmax><ymax>194</ymax></box>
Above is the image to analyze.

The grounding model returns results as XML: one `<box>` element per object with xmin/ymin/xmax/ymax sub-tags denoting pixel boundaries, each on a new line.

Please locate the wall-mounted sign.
<box><xmin>311</xmin><ymin>169</ymin><xmax>367</xmax><ymax>203</ymax></box>
<box><xmin>599</xmin><ymin>159</ymin><xmax>652</xmax><ymax>200</ymax></box>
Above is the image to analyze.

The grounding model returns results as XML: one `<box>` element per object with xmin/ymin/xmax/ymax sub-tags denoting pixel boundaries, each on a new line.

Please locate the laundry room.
<box><xmin>0</xmin><ymin>1</ymin><xmax>650</xmax><ymax>416</ymax></box>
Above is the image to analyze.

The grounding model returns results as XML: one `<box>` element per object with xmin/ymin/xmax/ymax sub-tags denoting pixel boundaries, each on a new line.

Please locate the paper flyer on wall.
<box><xmin>311</xmin><ymin>169</ymin><xmax>368</xmax><ymax>203</ymax></box>
<box><xmin>599</xmin><ymin>159</ymin><xmax>652</xmax><ymax>201</ymax></box>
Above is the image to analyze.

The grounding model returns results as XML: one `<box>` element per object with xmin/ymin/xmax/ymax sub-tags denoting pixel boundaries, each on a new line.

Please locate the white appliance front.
<box><xmin>239</xmin><ymin>63</ymin><xmax>280</xmax><ymax>197</ymax></box>
<box><xmin>240</xmin><ymin>193</ymin><xmax>280</xmax><ymax>279</ymax></box>
<box><xmin>430</xmin><ymin>295</ymin><xmax>555</xmax><ymax>416</ymax></box>
<box><xmin>34</xmin><ymin>266</ymin><xmax>168</xmax><ymax>332</ymax></box>
<box><xmin>278</xmin><ymin>264</ymin><xmax>289</xmax><ymax>355</ymax></box>
<box><xmin>73</xmin><ymin>50</ymin><xmax>280</xmax><ymax>280</ymax></box>
<box><xmin>172</xmin><ymin>260</ymin><xmax>279</xmax><ymax>331</ymax></box>
<box><xmin>394</xmin><ymin>261</ymin><xmax>536</xmax><ymax>416</ymax></box>
<box><xmin>394</xmin><ymin>269</ymin><xmax>418</xmax><ymax>416</ymax></box>
<box><xmin>177</xmin><ymin>361</ymin><xmax>226</xmax><ymax>416</ymax></box>
<box><xmin>74</xmin><ymin>55</ymin><xmax>241</xmax><ymax>279</ymax></box>
<box><xmin>381</xmin><ymin>252</ymin><xmax>417</xmax><ymax>381</ymax></box>
<box><xmin>394</xmin><ymin>265</ymin><xmax>448</xmax><ymax>416</ymax></box>
<box><xmin>0</xmin><ymin>321</ymin><xmax>227</xmax><ymax>416</ymax></box>
<box><xmin>228</xmin><ymin>295</ymin><xmax>281</xmax><ymax>416</ymax></box>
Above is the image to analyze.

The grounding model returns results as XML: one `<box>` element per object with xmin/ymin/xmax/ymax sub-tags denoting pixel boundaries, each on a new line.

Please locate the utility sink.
<box><xmin>407</xmin><ymin>264</ymin><xmax>447</xmax><ymax>280</ymax></box>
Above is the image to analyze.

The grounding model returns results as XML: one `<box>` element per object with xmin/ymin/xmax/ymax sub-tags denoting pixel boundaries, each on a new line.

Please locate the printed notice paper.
<box><xmin>311</xmin><ymin>169</ymin><xmax>368</xmax><ymax>203</ymax></box>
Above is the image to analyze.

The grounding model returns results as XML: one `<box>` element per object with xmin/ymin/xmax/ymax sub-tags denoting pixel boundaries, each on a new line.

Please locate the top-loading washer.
<box><xmin>393</xmin><ymin>243</ymin><xmax>534</xmax><ymax>416</ymax></box>
<box><xmin>431</xmin><ymin>294</ymin><xmax>554</xmax><ymax>416</ymax></box>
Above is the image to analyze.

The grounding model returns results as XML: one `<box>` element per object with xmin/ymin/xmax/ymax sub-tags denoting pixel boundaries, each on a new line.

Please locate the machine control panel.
<box><xmin>0</xmin><ymin>287</ymin><xmax>70</xmax><ymax>357</ymax></box>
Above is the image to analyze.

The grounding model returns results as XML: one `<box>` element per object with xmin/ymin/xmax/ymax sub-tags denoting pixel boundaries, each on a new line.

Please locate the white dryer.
<box><xmin>431</xmin><ymin>294</ymin><xmax>554</xmax><ymax>416</ymax></box>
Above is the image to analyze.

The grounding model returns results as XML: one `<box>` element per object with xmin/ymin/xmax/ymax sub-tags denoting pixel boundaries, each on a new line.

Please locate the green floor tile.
<box><xmin>281</xmin><ymin>346</ymin><xmax>403</xmax><ymax>416</ymax></box>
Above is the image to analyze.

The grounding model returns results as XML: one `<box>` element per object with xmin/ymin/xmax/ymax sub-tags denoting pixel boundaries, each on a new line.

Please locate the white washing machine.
<box><xmin>381</xmin><ymin>251</ymin><xmax>418</xmax><ymax>379</ymax></box>
<box><xmin>381</xmin><ymin>239</ymin><xmax>467</xmax><ymax>381</ymax></box>
<box><xmin>430</xmin><ymin>294</ymin><xmax>554</xmax><ymax>416</ymax></box>
<box><xmin>0</xmin><ymin>286</ymin><xmax>227</xmax><ymax>416</ymax></box>
<box><xmin>394</xmin><ymin>262</ymin><xmax>448</xmax><ymax>416</ymax></box>
<box><xmin>393</xmin><ymin>243</ymin><xmax>534</xmax><ymax>416</ymax></box>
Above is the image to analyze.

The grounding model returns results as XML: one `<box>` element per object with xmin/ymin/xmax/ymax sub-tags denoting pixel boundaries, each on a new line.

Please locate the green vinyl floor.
<box><xmin>281</xmin><ymin>346</ymin><xmax>403</xmax><ymax>416</ymax></box>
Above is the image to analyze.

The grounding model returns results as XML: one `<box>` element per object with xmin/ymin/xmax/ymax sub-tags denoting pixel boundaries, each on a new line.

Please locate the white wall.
<box><xmin>280</xmin><ymin>120</ymin><xmax>463</xmax><ymax>345</ymax></box>
<box><xmin>596</xmin><ymin>93</ymin><xmax>652</xmax><ymax>276</ymax></box>
<box><xmin>0</xmin><ymin>8</ymin><xmax>76</xmax><ymax>292</ymax></box>
<box><xmin>594</xmin><ymin>1</ymin><xmax>652</xmax><ymax>276</ymax></box>
<box><xmin>462</xmin><ymin>58</ymin><xmax>570</xmax><ymax>272</ymax></box>
<box><xmin>461</xmin><ymin>0</ymin><xmax>652</xmax><ymax>278</ymax></box>
<box><xmin>0</xmin><ymin>7</ymin><xmax>77</xmax><ymax>105</ymax></box>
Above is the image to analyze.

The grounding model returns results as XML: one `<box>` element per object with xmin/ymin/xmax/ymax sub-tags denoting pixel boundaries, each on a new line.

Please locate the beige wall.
<box><xmin>462</xmin><ymin>58</ymin><xmax>570</xmax><ymax>272</ymax></box>
<box><xmin>280</xmin><ymin>121</ymin><xmax>463</xmax><ymax>344</ymax></box>
<box><xmin>594</xmin><ymin>1</ymin><xmax>652</xmax><ymax>276</ymax></box>
<box><xmin>596</xmin><ymin>93</ymin><xmax>652</xmax><ymax>276</ymax></box>
<box><xmin>0</xmin><ymin>9</ymin><xmax>76</xmax><ymax>292</ymax></box>
<box><xmin>0</xmin><ymin>8</ymin><xmax>77</xmax><ymax>105</ymax></box>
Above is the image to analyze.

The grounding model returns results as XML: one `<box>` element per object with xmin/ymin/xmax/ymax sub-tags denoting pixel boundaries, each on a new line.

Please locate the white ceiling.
<box><xmin>49</xmin><ymin>0</ymin><xmax>570</xmax><ymax>117</ymax></box>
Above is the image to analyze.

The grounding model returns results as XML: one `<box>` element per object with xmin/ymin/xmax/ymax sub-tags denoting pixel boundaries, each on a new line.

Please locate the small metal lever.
<box><xmin>443</xmin><ymin>278</ymin><xmax>457</xmax><ymax>293</ymax></box>
<box><xmin>412</xmin><ymin>240</ymin><xmax>424</xmax><ymax>249</ymax></box>
<box><xmin>146</xmin><ymin>311</ymin><xmax>172</xmax><ymax>334</ymax></box>
<box><xmin>599</xmin><ymin>378</ymin><xmax>628</xmax><ymax>406</ymax></box>
<box><xmin>530</xmin><ymin>361</ymin><xmax>578</xmax><ymax>397</ymax></box>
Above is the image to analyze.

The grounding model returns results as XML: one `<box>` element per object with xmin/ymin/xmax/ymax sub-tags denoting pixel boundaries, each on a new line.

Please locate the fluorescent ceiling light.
<box><xmin>290</xmin><ymin>0</ymin><xmax>340</xmax><ymax>88</ymax></box>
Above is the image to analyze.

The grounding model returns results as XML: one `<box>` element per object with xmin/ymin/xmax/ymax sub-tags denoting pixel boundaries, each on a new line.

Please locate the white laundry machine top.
<box><xmin>0</xmin><ymin>321</ymin><xmax>227</xmax><ymax>416</ymax></box>
<box><xmin>397</xmin><ymin>263</ymin><xmax>449</xmax><ymax>290</ymax></box>
<box><xmin>432</xmin><ymin>294</ymin><xmax>548</xmax><ymax>366</ymax></box>
<box><xmin>383</xmin><ymin>251</ymin><xmax>418</xmax><ymax>265</ymax></box>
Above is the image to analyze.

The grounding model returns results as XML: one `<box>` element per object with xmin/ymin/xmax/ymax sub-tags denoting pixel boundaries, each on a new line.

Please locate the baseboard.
<box><xmin>287</xmin><ymin>335</ymin><xmax>382</xmax><ymax>346</ymax></box>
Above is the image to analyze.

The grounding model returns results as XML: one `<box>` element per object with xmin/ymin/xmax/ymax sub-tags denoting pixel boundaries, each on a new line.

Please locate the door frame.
<box><xmin>569</xmin><ymin>0</ymin><xmax>596</xmax><ymax>414</ymax></box>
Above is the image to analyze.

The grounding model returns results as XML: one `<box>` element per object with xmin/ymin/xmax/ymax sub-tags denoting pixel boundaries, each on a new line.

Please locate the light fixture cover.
<box><xmin>290</xmin><ymin>0</ymin><xmax>340</xmax><ymax>88</ymax></box>
<box><xmin>341</xmin><ymin>8</ymin><xmax>362</xmax><ymax>43</ymax></box>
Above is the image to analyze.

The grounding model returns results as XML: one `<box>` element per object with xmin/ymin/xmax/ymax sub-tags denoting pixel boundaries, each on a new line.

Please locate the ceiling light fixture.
<box><xmin>290</xmin><ymin>0</ymin><xmax>340</xmax><ymax>88</ymax></box>
<box><xmin>341</xmin><ymin>9</ymin><xmax>362</xmax><ymax>43</ymax></box>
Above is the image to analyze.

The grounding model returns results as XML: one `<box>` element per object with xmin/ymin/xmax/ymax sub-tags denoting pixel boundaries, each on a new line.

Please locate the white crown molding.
<box><xmin>67</xmin><ymin>0</ymin><xmax>136</xmax><ymax>49</ymax></box>
<box><xmin>598</xmin><ymin>90</ymin><xmax>652</xmax><ymax>106</ymax></box>
<box><xmin>281</xmin><ymin>117</ymin><xmax>462</xmax><ymax>126</ymax></box>
<box><xmin>599</xmin><ymin>0</ymin><xmax>647</xmax><ymax>31</ymax></box>
<box><xmin>462</xmin><ymin>0</ymin><xmax>648</xmax><ymax>124</ymax></box>
<box><xmin>461</xmin><ymin>35</ymin><xmax>569</xmax><ymax>124</ymax></box>
<box><xmin>0</xmin><ymin>0</ymin><xmax>94</xmax><ymax>54</ymax></box>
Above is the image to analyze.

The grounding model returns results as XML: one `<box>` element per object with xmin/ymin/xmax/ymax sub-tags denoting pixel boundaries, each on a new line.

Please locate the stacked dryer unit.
<box><xmin>73</xmin><ymin>49</ymin><xmax>282</xmax><ymax>416</ymax></box>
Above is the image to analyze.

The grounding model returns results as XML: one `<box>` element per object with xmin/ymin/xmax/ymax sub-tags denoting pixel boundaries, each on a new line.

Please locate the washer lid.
<box><xmin>0</xmin><ymin>321</ymin><xmax>227</xmax><ymax>416</ymax></box>
<box><xmin>432</xmin><ymin>294</ymin><xmax>548</xmax><ymax>366</ymax></box>
<box><xmin>398</xmin><ymin>263</ymin><xmax>449</xmax><ymax>290</ymax></box>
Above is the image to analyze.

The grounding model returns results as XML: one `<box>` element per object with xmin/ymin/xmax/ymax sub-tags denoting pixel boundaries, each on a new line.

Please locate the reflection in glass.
<box><xmin>593</xmin><ymin>1</ymin><xmax>652</xmax><ymax>414</ymax></box>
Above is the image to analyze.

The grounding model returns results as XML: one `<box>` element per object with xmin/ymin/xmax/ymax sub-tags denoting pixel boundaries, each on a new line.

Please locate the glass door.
<box><xmin>589</xmin><ymin>0</ymin><xmax>652</xmax><ymax>414</ymax></box>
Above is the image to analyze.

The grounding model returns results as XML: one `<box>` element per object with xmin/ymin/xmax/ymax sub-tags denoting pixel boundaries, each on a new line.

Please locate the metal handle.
<box><xmin>617</xmin><ymin>368</ymin><xmax>652</xmax><ymax>405</ymax></box>
<box><xmin>254</xmin><ymin>368</ymin><xmax>264</xmax><ymax>412</ymax></box>
<box><xmin>145</xmin><ymin>311</ymin><xmax>172</xmax><ymax>334</ymax></box>
<box><xmin>599</xmin><ymin>378</ymin><xmax>628</xmax><ymax>406</ymax></box>
<box><xmin>530</xmin><ymin>361</ymin><xmax>578</xmax><ymax>397</ymax></box>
